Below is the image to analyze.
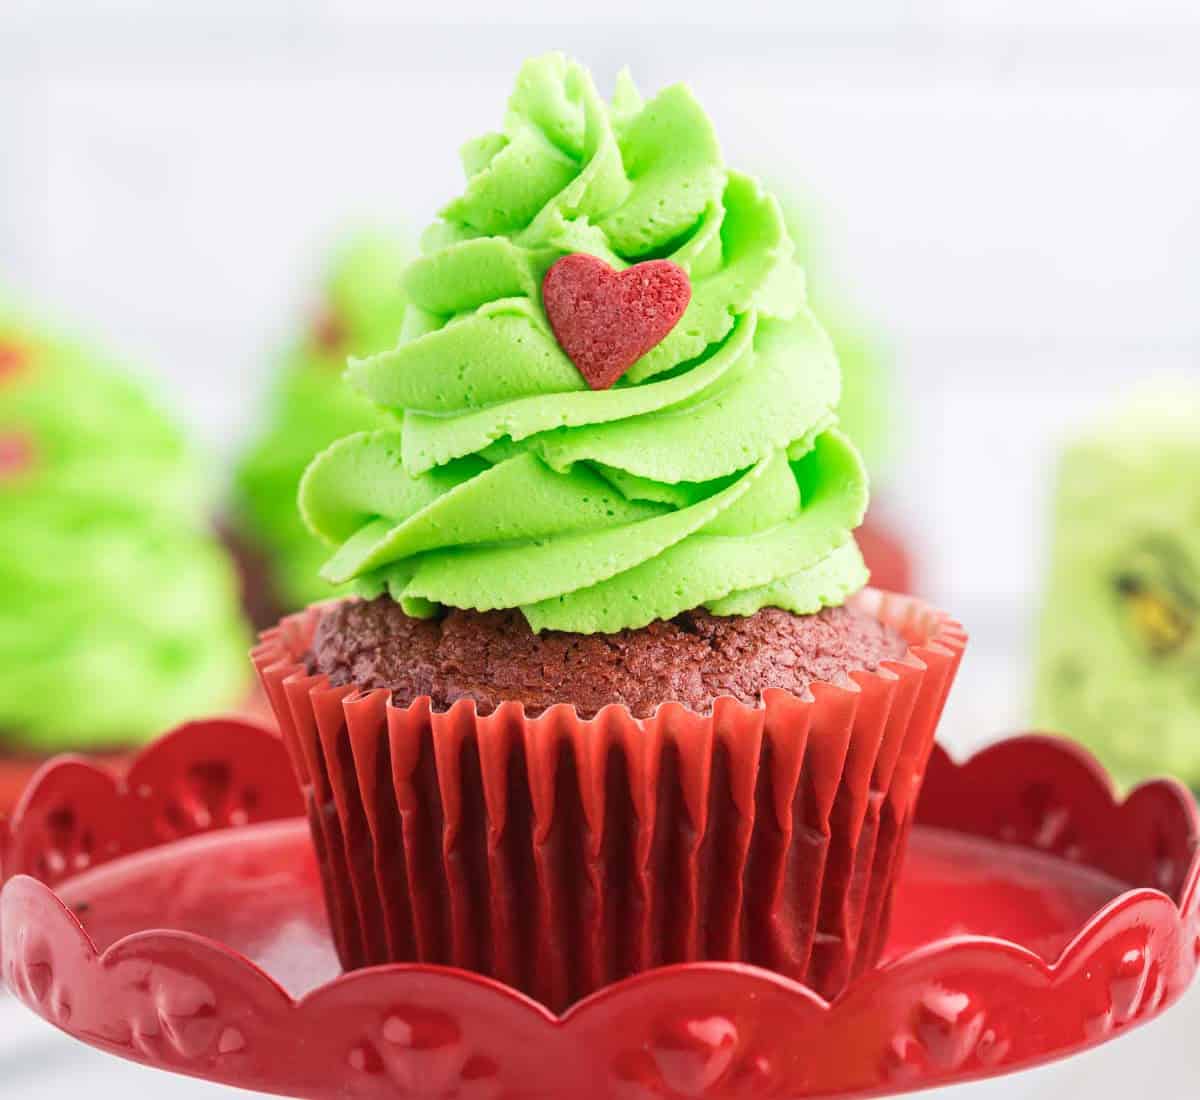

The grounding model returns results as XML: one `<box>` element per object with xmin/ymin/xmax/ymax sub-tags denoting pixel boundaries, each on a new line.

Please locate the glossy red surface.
<box><xmin>2</xmin><ymin>723</ymin><xmax>1199</xmax><ymax>1100</ymax></box>
<box><xmin>0</xmin><ymin>694</ymin><xmax>273</xmax><ymax>816</ymax></box>
<box><xmin>0</xmin><ymin>754</ymin><xmax>100</xmax><ymax>818</ymax></box>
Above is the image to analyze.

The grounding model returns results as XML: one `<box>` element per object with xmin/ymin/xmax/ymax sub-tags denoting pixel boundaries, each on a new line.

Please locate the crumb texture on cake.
<box><xmin>308</xmin><ymin>598</ymin><xmax>908</xmax><ymax>718</ymax></box>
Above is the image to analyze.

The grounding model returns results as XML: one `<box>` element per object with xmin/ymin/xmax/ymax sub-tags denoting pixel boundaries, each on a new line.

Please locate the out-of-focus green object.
<box><xmin>780</xmin><ymin>196</ymin><xmax>894</xmax><ymax>483</ymax></box>
<box><xmin>0</xmin><ymin>304</ymin><xmax>250</xmax><ymax>751</ymax></box>
<box><xmin>1035</xmin><ymin>384</ymin><xmax>1200</xmax><ymax>787</ymax></box>
<box><xmin>231</xmin><ymin>233</ymin><xmax>407</xmax><ymax>614</ymax></box>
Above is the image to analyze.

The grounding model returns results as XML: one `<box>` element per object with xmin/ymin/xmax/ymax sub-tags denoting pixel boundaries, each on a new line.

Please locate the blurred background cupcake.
<box><xmin>1034</xmin><ymin>383</ymin><xmax>1200</xmax><ymax>788</ymax></box>
<box><xmin>780</xmin><ymin>193</ymin><xmax>912</xmax><ymax>595</ymax></box>
<box><xmin>0</xmin><ymin>304</ymin><xmax>251</xmax><ymax>808</ymax></box>
<box><xmin>226</xmin><ymin>232</ymin><xmax>407</xmax><ymax>627</ymax></box>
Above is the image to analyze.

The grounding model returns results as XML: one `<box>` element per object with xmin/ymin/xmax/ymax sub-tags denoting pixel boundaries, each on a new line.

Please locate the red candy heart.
<box><xmin>0</xmin><ymin>432</ymin><xmax>34</xmax><ymax>480</ymax></box>
<box><xmin>0</xmin><ymin>342</ymin><xmax>28</xmax><ymax>382</ymax></box>
<box><xmin>310</xmin><ymin>308</ymin><xmax>348</xmax><ymax>359</ymax></box>
<box><xmin>542</xmin><ymin>254</ymin><xmax>691</xmax><ymax>390</ymax></box>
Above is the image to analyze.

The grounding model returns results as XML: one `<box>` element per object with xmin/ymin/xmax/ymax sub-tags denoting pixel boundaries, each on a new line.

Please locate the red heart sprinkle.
<box><xmin>0</xmin><ymin>432</ymin><xmax>34</xmax><ymax>479</ymax></box>
<box><xmin>543</xmin><ymin>254</ymin><xmax>691</xmax><ymax>390</ymax></box>
<box><xmin>0</xmin><ymin>342</ymin><xmax>28</xmax><ymax>381</ymax></box>
<box><xmin>310</xmin><ymin>308</ymin><xmax>348</xmax><ymax>358</ymax></box>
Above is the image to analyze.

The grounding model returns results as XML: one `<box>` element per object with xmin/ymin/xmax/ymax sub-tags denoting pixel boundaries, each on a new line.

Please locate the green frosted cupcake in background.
<box><xmin>230</xmin><ymin>233</ymin><xmax>407</xmax><ymax>622</ymax></box>
<box><xmin>0</xmin><ymin>306</ymin><xmax>250</xmax><ymax>753</ymax></box>
<box><xmin>1035</xmin><ymin>384</ymin><xmax>1200</xmax><ymax>787</ymax></box>
<box><xmin>780</xmin><ymin>195</ymin><xmax>910</xmax><ymax>593</ymax></box>
<box><xmin>779</xmin><ymin>195</ymin><xmax>894</xmax><ymax>483</ymax></box>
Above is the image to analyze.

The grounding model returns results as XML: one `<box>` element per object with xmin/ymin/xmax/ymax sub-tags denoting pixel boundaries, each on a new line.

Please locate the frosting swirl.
<box><xmin>302</xmin><ymin>54</ymin><xmax>869</xmax><ymax>633</ymax></box>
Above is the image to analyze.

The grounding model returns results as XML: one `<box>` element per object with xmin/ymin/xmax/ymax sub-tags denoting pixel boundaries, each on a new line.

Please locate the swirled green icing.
<box><xmin>0</xmin><ymin>306</ymin><xmax>249</xmax><ymax>750</ymax></box>
<box><xmin>301</xmin><ymin>54</ymin><xmax>869</xmax><ymax>633</ymax></box>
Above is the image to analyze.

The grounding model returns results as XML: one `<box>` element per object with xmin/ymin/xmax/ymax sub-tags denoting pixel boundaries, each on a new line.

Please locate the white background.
<box><xmin>2</xmin><ymin>2</ymin><xmax>1199</xmax><ymax>1095</ymax></box>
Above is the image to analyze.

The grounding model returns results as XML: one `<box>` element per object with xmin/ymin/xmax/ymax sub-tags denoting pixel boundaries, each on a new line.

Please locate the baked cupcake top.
<box><xmin>0</xmin><ymin>307</ymin><xmax>249</xmax><ymax>750</ymax></box>
<box><xmin>233</xmin><ymin>233</ymin><xmax>408</xmax><ymax>611</ymax></box>
<box><xmin>301</xmin><ymin>53</ymin><xmax>869</xmax><ymax>634</ymax></box>
<box><xmin>310</xmin><ymin>598</ymin><xmax>907</xmax><ymax>718</ymax></box>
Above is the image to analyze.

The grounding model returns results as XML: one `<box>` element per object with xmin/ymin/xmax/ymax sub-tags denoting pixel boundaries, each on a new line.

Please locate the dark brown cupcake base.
<box><xmin>308</xmin><ymin>600</ymin><xmax>908</xmax><ymax>719</ymax></box>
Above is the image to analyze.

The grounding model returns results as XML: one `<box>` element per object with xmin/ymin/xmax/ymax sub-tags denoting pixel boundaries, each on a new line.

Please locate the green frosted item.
<box><xmin>232</xmin><ymin>233</ymin><xmax>408</xmax><ymax>610</ymax></box>
<box><xmin>0</xmin><ymin>307</ymin><xmax>250</xmax><ymax>751</ymax></box>
<box><xmin>779</xmin><ymin>196</ymin><xmax>893</xmax><ymax>482</ymax></box>
<box><xmin>302</xmin><ymin>55</ymin><xmax>870</xmax><ymax>633</ymax></box>
<box><xmin>1035</xmin><ymin>386</ymin><xmax>1200</xmax><ymax>787</ymax></box>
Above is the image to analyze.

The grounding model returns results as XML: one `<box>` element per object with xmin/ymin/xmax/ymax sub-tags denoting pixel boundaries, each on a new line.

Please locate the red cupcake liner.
<box><xmin>254</xmin><ymin>589</ymin><xmax>965</xmax><ymax>1011</ymax></box>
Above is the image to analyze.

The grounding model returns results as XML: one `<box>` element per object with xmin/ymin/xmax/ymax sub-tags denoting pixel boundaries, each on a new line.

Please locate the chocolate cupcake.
<box><xmin>256</xmin><ymin>53</ymin><xmax>965</xmax><ymax>1009</ymax></box>
<box><xmin>0</xmin><ymin>305</ymin><xmax>251</xmax><ymax>760</ymax></box>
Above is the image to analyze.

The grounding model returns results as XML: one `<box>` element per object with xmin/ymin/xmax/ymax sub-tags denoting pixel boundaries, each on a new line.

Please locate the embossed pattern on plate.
<box><xmin>2</xmin><ymin>724</ymin><xmax>1198</xmax><ymax>1100</ymax></box>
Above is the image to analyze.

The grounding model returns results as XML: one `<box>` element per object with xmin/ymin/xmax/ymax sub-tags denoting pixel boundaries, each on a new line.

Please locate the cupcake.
<box><xmin>783</xmin><ymin>196</ymin><xmax>912</xmax><ymax>593</ymax></box>
<box><xmin>1035</xmin><ymin>384</ymin><xmax>1200</xmax><ymax>787</ymax></box>
<box><xmin>0</xmin><ymin>306</ymin><xmax>250</xmax><ymax>767</ymax></box>
<box><xmin>781</xmin><ymin>197</ymin><xmax>893</xmax><ymax>483</ymax></box>
<box><xmin>230</xmin><ymin>233</ymin><xmax>407</xmax><ymax>625</ymax></box>
<box><xmin>256</xmin><ymin>54</ymin><xmax>965</xmax><ymax>1009</ymax></box>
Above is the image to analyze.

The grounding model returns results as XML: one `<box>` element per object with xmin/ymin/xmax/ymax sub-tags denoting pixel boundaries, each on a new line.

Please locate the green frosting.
<box><xmin>0</xmin><ymin>307</ymin><xmax>249</xmax><ymax>750</ymax></box>
<box><xmin>302</xmin><ymin>55</ymin><xmax>869</xmax><ymax>633</ymax></box>
<box><xmin>232</xmin><ymin>233</ymin><xmax>407</xmax><ymax>610</ymax></box>
<box><xmin>1034</xmin><ymin>385</ymin><xmax>1200</xmax><ymax>788</ymax></box>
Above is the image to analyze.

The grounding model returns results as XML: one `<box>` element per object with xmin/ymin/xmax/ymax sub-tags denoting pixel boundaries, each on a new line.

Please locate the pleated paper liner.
<box><xmin>254</xmin><ymin>589</ymin><xmax>966</xmax><ymax>1011</ymax></box>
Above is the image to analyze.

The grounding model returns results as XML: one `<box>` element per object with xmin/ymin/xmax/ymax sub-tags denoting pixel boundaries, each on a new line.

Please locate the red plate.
<box><xmin>2</xmin><ymin>721</ymin><xmax>1198</xmax><ymax>1100</ymax></box>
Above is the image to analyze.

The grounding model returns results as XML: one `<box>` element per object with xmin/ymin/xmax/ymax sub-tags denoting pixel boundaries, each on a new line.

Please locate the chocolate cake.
<box><xmin>309</xmin><ymin>598</ymin><xmax>908</xmax><ymax>718</ymax></box>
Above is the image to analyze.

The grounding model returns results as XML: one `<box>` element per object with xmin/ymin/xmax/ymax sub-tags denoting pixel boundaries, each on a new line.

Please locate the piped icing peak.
<box><xmin>301</xmin><ymin>54</ymin><xmax>869</xmax><ymax>633</ymax></box>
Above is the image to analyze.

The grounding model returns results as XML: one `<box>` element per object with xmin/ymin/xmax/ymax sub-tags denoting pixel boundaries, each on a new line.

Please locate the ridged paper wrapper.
<box><xmin>254</xmin><ymin>588</ymin><xmax>966</xmax><ymax>1010</ymax></box>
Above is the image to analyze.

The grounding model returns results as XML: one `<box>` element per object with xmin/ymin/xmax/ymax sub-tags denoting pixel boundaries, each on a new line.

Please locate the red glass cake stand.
<box><xmin>0</xmin><ymin>691</ymin><xmax>274</xmax><ymax>815</ymax></box>
<box><xmin>2</xmin><ymin>719</ymin><xmax>1198</xmax><ymax>1100</ymax></box>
